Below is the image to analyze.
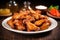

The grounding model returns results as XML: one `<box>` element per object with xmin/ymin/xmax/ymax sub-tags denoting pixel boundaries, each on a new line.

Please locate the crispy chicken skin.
<box><xmin>35</xmin><ymin>19</ymin><xmax>45</xmax><ymax>26</ymax></box>
<box><xmin>12</xmin><ymin>13</ymin><xmax>21</xmax><ymax>19</ymax></box>
<box><xmin>40</xmin><ymin>22</ymin><xmax>50</xmax><ymax>30</ymax></box>
<box><xmin>25</xmin><ymin>15</ymin><xmax>35</xmax><ymax>21</ymax></box>
<box><xmin>29</xmin><ymin>6</ymin><xmax>41</xmax><ymax>19</ymax></box>
<box><xmin>19</xmin><ymin>10</ymin><xmax>30</xmax><ymax>15</ymax></box>
<box><xmin>7</xmin><ymin>7</ymin><xmax>51</xmax><ymax>32</ymax></box>
<box><xmin>7</xmin><ymin>19</ymin><xmax>14</xmax><ymax>28</ymax></box>
<box><xmin>31</xmin><ymin>13</ymin><xmax>41</xmax><ymax>19</ymax></box>
<box><xmin>40</xmin><ymin>15</ymin><xmax>48</xmax><ymax>19</ymax></box>
<box><xmin>26</xmin><ymin>21</ymin><xmax>40</xmax><ymax>31</ymax></box>
<box><xmin>28</xmin><ymin>6</ymin><xmax>36</xmax><ymax>13</ymax></box>
<box><xmin>35</xmin><ymin>10</ymin><xmax>41</xmax><ymax>14</ymax></box>
<box><xmin>13</xmin><ymin>20</ymin><xmax>25</xmax><ymax>30</ymax></box>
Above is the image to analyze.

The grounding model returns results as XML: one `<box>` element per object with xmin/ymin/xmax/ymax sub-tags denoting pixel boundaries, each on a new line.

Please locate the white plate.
<box><xmin>2</xmin><ymin>17</ymin><xmax>58</xmax><ymax>34</ymax></box>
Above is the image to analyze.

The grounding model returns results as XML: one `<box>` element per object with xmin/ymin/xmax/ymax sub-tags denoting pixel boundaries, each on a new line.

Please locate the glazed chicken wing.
<box><xmin>28</xmin><ymin>6</ymin><xmax>36</xmax><ymax>13</ymax></box>
<box><xmin>12</xmin><ymin>13</ymin><xmax>20</xmax><ymax>19</ymax></box>
<box><xmin>40</xmin><ymin>15</ymin><xmax>48</xmax><ymax>19</ymax></box>
<box><xmin>7</xmin><ymin>19</ymin><xmax>14</xmax><ymax>28</ymax></box>
<box><xmin>35</xmin><ymin>19</ymin><xmax>45</xmax><ymax>26</ymax></box>
<box><xmin>19</xmin><ymin>10</ymin><xmax>31</xmax><ymax>19</ymax></box>
<box><xmin>28</xmin><ymin>6</ymin><xmax>41</xmax><ymax>19</ymax></box>
<box><xmin>26</xmin><ymin>21</ymin><xmax>40</xmax><ymax>31</ymax></box>
<box><xmin>40</xmin><ymin>22</ymin><xmax>50</xmax><ymax>30</ymax></box>
<box><xmin>25</xmin><ymin>15</ymin><xmax>35</xmax><ymax>21</ymax></box>
<box><xmin>35</xmin><ymin>10</ymin><xmax>41</xmax><ymax>14</ymax></box>
<box><xmin>12</xmin><ymin>10</ymin><xmax>30</xmax><ymax>20</ymax></box>
<box><xmin>13</xmin><ymin>20</ymin><xmax>25</xmax><ymax>30</ymax></box>
<box><xmin>32</xmin><ymin>13</ymin><xmax>41</xmax><ymax>19</ymax></box>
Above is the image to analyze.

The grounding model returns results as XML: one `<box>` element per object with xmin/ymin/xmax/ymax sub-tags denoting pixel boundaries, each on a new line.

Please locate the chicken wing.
<box><xmin>28</xmin><ymin>6</ymin><xmax>36</xmax><ymax>13</ymax></box>
<box><xmin>7</xmin><ymin>19</ymin><xmax>14</xmax><ymax>28</ymax></box>
<box><xmin>40</xmin><ymin>22</ymin><xmax>50</xmax><ymax>30</ymax></box>
<box><xmin>35</xmin><ymin>19</ymin><xmax>45</xmax><ymax>26</ymax></box>
<box><xmin>26</xmin><ymin>21</ymin><xmax>40</xmax><ymax>31</ymax></box>
<box><xmin>12</xmin><ymin>13</ymin><xmax>20</xmax><ymax>19</ymax></box>
<box><xmin>28</xmin><ymin>7</ymin><xmax>41</xmax><ymax>19</ymax></box>
<box><xmin>35</xmin><ymin>10</ymin><xmax>41</xmax><ymax>14</ymax></box>
<box><xmin>40</xmin><ymin>15</ymin><xmax>48</xmax><ymax>19</ymax></box>
<box><xmin>12</xmin><ymin>10</ymin><xmax>29</xmax><ymax>20</ymax></box>
<box><xmin>19</xmin><ymin>10</ymin><xmax>31</xmax><ymax>19</ymax></box>
<box><xmin>13</xmin><ymin>20</ymin><xmax>25</xmax><ymax>30</ymax></box>
<box><xmin>25</xmin><ymin>15</ymin><xmax>35</xmax><ymax>21</ymax></box>
<box><xmin>32</xmin><ymin>13</ymin><xmax>41</xmax><ymax>19</ymax></box>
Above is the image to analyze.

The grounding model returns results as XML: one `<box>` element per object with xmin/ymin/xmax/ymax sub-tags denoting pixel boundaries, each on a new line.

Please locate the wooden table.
<box><xmin>0</xmin><ymin>17</ymin><xmax>60</xmax><ymax>40</ymax></box>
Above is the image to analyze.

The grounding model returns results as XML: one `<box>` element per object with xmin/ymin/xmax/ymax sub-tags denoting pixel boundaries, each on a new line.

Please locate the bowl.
<box><xmin>35</xmin><ymin>5</ymin><xmax>47</xmax><ymax>10</ymax></box>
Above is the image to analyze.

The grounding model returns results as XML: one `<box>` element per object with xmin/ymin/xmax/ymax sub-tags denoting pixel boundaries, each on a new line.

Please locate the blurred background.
<box><xmin>0</xmin><ymin>0</ymin><xmax>60</xmax><ymax>9</ymax></box>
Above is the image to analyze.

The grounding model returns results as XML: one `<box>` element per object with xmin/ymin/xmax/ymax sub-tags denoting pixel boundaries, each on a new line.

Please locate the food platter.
<box><xmin>2</xmin><ymin>16</ymin><xmax>57</xmax><ymax>34</ymax></box>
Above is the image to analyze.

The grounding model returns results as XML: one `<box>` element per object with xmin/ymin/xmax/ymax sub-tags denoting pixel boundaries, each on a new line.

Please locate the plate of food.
<box><xmin>47</xmin><ymin>5</ymin><xmax>60</xmax><ymax>19</ymax></box>
<box><xmin>2</xmin><ymin>7</ymin><xmax>58</xmax><ymax>34</ymax></box>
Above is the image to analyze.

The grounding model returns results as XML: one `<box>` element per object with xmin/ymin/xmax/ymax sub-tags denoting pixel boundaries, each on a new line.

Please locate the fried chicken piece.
<box><xmin>21</xmin><ymin>15</ymin><xmax>35</xmax><ymax>23</ymax></box>
<box><xmin>12</xmin><ymin>12</ymin><xmax>25</xmax><ymax>20</ymax></box>
<box><xmin>35</xmin><ymin>19</ymin><xmax>45</xmax><ymax>26</ymax></box>
<box><xmin>13</xmin><ymin>20</ymin><xmax>25</xmax><ymax>30</ymax></box>
<box><xmin>12</xmin><ymin>13</ymin><xmax>20</xmax><ymax>19</ymax></box>
<box><xmin>26</xmin><ymin>21</ymin><xmax>40</xmax><ymax>31</ymax></box>
<box><xmin>25</xmin><ymin>15</ymin><xmax>35</xmax><ymax>21</ymax></box>
<box><xmin>28</xmin><ymin>6</ymin><xmax>41</xmax><ymax>19</ymax></box>
<box><xmin>28</xmin><ymin>6</ymin><xmax>36</xmax><ymax>13</ymax></box>
<box><xmin>12</xmin><ymin>10</ymin><xmax>30</xmax><ymax>20</ymax></box>
<box><xmin>35</xmin><ymin>10</ymin><xmax>41</xmax><ymax>14</ymax></box>
<box><xmin>32</xmin><ymin>13</ymin><xmax>41</xmax><ymax>19</ymax></box>
<box><xmin>40</xmin><ymin>22</ymin><xmax>50</xmax><ymax>30</ymax></box>
<box><xmin>19</xmin><ymin>10</ymin><xmax>30</xmax><ymax>15</ymax></box>
<box><xmin>44</xmin><ymin>19</ymin><xmax>51</xmax><ymax>23</ymax></box>
<box><xmin>40</xmin><ymin>15</ymin><xmax>48</xmax><ymax>19</ymax></box>
<box><xmin>19</xmin><ymin>10</ymin><xmax>31</xmax><ymax>19</ymax></box>
<box><xmin>7</xmin><ymin>19</ymin><xmax>14</xmax><ymax>28</ymax></box>
<box><xmin>29</xmin><ymin>6</ymin><xmax>41</xmax><ymax>14</ymax></box>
